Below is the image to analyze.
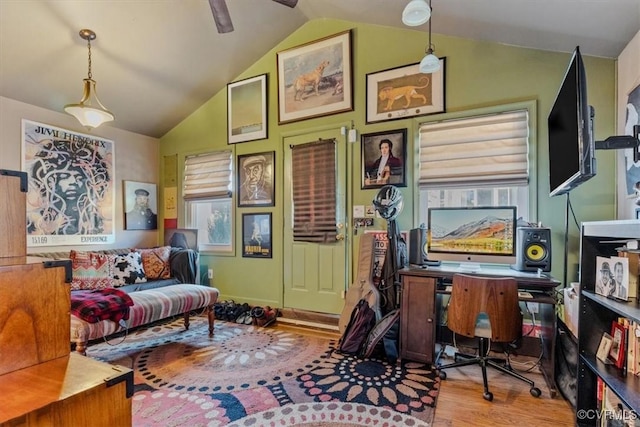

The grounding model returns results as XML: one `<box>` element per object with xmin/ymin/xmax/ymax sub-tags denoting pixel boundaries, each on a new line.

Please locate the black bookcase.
<box><xmin>576</xmin><ymin>220</ymin><xmax>640</xmax><ymax>426</ymax></box>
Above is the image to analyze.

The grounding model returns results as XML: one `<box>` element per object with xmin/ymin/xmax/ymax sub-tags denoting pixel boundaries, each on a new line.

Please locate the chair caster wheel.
<box><xmin>439</xmin><ymin>371</ymin><xmax>447</xmax><ymax>380</ymax></box>
<box><xmin>483</xmin><ymin>391</ymin><xmax>493</xmax><ymax>401</ymax></box>
<box><xmin>530</xmin><ymin>387</ymin><xmax>541</xmax><ymax>398</ymax></box>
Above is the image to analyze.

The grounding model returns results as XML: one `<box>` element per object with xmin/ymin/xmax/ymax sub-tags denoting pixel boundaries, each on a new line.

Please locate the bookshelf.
<box><xmin>577</xmin><ymin>220</ymin><xmax>640</xmax><ymax>426</ymax></box>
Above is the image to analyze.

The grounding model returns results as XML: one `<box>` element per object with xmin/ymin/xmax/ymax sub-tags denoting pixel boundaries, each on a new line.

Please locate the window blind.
<box><xmin>419</xmin><ymin>110</ymin><xmax>529</xmax><ymax>188</ymax></box>
<box><xmin>291</xmin><ymin>139</ymin><xmax>337</xmax><ymax>243</ymax></box>
<box><xmin>183</xmin><ymin>150</ymin><xmax>232</xmax><ymax>200</ymax></box>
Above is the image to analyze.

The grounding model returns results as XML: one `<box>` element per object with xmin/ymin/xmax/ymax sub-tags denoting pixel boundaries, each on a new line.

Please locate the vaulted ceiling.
<box><xmin>1</xmin><ymin>0</ymin><xmax>638</xmax><ymax>138</ymax></box>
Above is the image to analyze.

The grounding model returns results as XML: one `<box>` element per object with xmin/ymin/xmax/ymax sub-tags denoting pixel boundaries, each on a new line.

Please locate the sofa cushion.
<box><xmin>136</xmin><ymin>246</ymin><xmax>171</xmax><ymax>280</ymax></box>
<box><xmin>69</xmin><ymin>250</ymin><xmax>115</xmax><ymax>291</ymax></box>
<box><xmin>112</xmin><ymin>251</ymin><xmax>147</xmax><ymax>287</ymax></box>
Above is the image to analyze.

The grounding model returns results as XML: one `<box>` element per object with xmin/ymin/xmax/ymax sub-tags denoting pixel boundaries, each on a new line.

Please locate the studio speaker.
<box><xmin>409</xmin><ymin>226</ymin><xmax>428</xmax><ymax>265</ymax></box>
<box><xmin>512</xmin><ymin>227</ymin><xmax>552</xmax><ymax>272</ymax></box>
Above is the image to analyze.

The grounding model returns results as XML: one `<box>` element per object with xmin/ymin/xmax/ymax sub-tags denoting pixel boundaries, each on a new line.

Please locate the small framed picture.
<box><xmin>610</xmin><ymin>256</ymin><xmax>630</xmax><ymax>301</ymax></box>
<box><xmin>124</xmin><ymin>181</ymin><xmax>158</xmax><ymax>230</ymax></box>
<box><xmin>227</xmin><ymin>74</ymin><xmax>268</xmax><ymax>144</ymax></box>
<box><xmin>595</xmin><ymin>256</ymin><xmax>614</xmax><ymax>297</ymax></box>
<box><xmin>366</xmin><ymin>60</ymin><xmax>445</xmax><ymax>124</ymax></box>
<box><xmin>609</xmin><ymin>321</ymin><xmax>626</xmax><ymax>369</ymax></box>
<box><xmin>242</xmin><ymin>213</ymin><xmax>272</xmax><ymax>258</ymax></box>
<box><xmin>237</xmin><ymin>151</ymin><xmax>275</xmax><ymax>207</ymax></box>
<box><xmin>596</xmin><ymin>332</ymin><xmax>613</xmax><ymax>363</ymax></box>
<box><xmin>361</xmin><ymin>128</ymin><xmax>407</xmax><ymax>189</ymax></box>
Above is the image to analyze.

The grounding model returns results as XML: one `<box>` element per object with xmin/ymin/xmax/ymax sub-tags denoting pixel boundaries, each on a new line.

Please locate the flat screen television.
<box><xmin>427</xmin><ymin>206</ymin><xmax>517</xmax><ymax>270</ymax></box>
<box><xmin>548</xmin><ymin>46</ymin><xmax>596</xmax><ymax>197</ymax></box>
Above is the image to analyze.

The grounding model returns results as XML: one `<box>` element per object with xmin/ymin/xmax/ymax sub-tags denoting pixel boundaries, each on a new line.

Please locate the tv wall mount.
<box><xmin>595</xmin><ymin>124</ymin><xmax>640</xmax><ymax>162</ymax></box>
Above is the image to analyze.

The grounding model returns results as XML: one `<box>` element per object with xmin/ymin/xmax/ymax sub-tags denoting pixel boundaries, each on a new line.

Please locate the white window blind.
<box><xmin>183</xmin><ymin>151</ymin><xmax>232</xmax><ymax>200</ymax></box>
<box><xmin>419</xmin><ymin>110</ymin><xmax>529</xmax><ymax>188</ymax></box>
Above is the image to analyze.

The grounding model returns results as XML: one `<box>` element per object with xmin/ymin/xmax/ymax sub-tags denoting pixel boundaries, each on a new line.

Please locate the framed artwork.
<box><xmin>277</xmin><ymin>30</ymin><xmax>353</xmax><ymax>124</ymax></box>
<box><xmin>227</xmin><ymin>74</ymin><xmax>268</xmax><ymax>144</ymax></box>
<box><xmin>596</xmin><ymin>332</ymin><xmax>613</xmax><ymax>363</ymax></box>
<box><xmin>164</xmin><ymin>228</ymin><xmax>198</xmax><ymax>252</ymax></box>
<box><xmin>237</xmin><ymin>151</ymin><xmax>275</xmax><ymax>207</ymax></box>
<box><xmin>242</xmin><ymin>213</ymin><xmax>272</xmax><ymax>258</ymax></box>
<box><xmin>609</xmin><ymin>321</ymin><xmax>626</xmax><ymax>369</ymax></box>
<box><xmin>365</xmin><ymin>60</ymin><xmax>446</xmax><ymax>124</ymax></box>
<box><xmin>124</xmin><ymin>181</ymin><xmax>158</xmax><ymax>230</ymax></box>
<box><xmin>361</xmin><ymin>128</ymin><xmax>407</xmax><ymax>189</ymax></box>
<box><xmin>22</xmin><ymin>119</ymin><xmax>115</xmax><ymax>246</ymax></box>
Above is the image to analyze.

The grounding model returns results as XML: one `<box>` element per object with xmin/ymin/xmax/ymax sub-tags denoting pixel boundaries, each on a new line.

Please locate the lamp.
<box><xmin>64</xmin><ymin>29</ymin><xmax>114</xmax><ymax>130</ymax></box>
<box><xmin>419</xmin><ymin>0</ymin><xmax>440</xmax><ymax>74</ymax></box>
<box><xmin>402</xmin><ymin>0</ymin><xmax>431</xmax><ymax>26</ymax></box>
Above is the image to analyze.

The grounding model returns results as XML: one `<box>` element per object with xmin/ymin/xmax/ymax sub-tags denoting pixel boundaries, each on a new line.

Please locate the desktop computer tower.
<box><xmin>512</xmin><ymin>227</ymin><xmax>552</xmax><ymax>272</ymax></box>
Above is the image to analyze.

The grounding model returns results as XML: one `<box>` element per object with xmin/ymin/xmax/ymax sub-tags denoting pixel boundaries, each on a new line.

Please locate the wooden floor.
<box><xmin>277</xmin><ymin>323</ymin><xmax>575</xmax><ymax>427</ymax></box>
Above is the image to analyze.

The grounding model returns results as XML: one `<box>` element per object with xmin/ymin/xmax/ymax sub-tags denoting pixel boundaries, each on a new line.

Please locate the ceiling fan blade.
<box><xmin>209</xmin><ymin>0</ymin><xmax>234</xmax><ymax>33</ymax></box>
<box><xmin>272</xmin><ymin>0</ymin><xmax>298</xmax><ymax>7</ymax></box>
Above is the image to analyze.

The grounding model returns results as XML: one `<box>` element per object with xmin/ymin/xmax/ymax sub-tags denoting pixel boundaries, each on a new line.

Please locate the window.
<box><xmin>291</xmin><ymin>139</ymin><xmax>337</xmax><ymax>242</ymax></box>
<box><xmin>418</xmin><ymin>104</ymin><xmax>535</xmax><ymax>225</ymax></box>
<box><xmin>183</xmin><ymin>151</ymin><xmax>233</xmax><ymax>253</ymax></box>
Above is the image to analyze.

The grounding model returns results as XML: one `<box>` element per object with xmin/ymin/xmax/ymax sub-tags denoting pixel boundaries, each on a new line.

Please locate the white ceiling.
<box><xmin>1</xmin><ymin>0</ymin><xmax>638</xmax><ymax>138</ymax></box>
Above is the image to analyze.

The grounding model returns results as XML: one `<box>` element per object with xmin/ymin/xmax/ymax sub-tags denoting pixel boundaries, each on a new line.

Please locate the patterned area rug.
<box><xmin>89</xmin><ymin>315</ymin><xmax>440</xmax><ymax>426</ymax></box>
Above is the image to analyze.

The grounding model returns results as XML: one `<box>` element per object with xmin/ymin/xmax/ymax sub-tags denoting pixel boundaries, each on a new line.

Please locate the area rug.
<box><xmin>88</xmin><ymin>315</ymin><xmax>440</xmax><ymax>426</ymax></box>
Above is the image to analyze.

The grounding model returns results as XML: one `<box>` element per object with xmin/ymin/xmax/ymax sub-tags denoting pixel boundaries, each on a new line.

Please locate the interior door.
<box><xmin>283</xmin><ymin>128</ymin><xmax>347</xmax><ymax>314</ymax></box>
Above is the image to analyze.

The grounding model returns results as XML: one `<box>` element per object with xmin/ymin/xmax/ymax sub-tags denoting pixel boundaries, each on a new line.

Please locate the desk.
<box><xmin>398</xmin><ymin>264</ymin><xmax>560</xmax><ymax>397</ymax></box>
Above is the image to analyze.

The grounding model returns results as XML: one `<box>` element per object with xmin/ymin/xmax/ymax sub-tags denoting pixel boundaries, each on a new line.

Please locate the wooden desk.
<box><xmin>399</xmin><ymin>264</ymin><xmax>560</xmax><ymax>397</ymax></box>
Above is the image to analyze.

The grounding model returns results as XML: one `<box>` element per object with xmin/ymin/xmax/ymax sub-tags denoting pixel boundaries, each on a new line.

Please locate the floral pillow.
<box><xmin>69</xmin><ymin>250</ymin><xmax>115</xmax><ymax>291</ymax></box>
<box><xmin>136</xmin><ymin>246</ymin><xmax>171</xmax><ymax>280</ymax></box>
<box><xmin>112</xmin><ymin>251</ymin><xmax>147</xmax><ymax>287</ymax></box>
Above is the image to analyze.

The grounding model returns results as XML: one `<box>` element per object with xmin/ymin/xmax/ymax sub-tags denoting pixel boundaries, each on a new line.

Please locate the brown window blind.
<box><xmin>291</xmin><ymin>139</ymin><xmax>337</xmax><ymax>243</ymax></box>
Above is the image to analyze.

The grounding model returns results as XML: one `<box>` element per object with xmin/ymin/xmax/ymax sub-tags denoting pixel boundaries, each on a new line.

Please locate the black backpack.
<box><xmin>337</xmin><ymin>299</ymin><xmax>377</xmax><ymax>355</ymax></box>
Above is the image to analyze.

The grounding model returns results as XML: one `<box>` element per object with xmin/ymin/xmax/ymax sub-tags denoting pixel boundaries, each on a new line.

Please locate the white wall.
<box><xmin>0</xmin><ymin>96</ymin><xmax>161</xmax><ymax>251</ymax></box>
<box><xmin>616</xmin><ymin>30</ymin><xmax>640</xmax><ymax>219</ymax></box>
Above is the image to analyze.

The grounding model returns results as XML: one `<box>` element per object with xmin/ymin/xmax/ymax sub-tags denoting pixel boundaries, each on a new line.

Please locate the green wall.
<box><xmin>160</xmin><ymin>19</ymin><xmax>617</xmax><ymax>306</ymax></box>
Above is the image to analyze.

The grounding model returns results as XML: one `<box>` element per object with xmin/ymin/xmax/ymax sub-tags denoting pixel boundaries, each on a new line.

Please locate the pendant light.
<box><xmin>64</xmin><ymin>29</ymin><xmax>114</xmax><ymax>130</ymax></box>
<box><xmin>402</xmin><ymin>0</ymin><xmax>431</xmax><ymax>26</ymax></box>
<box><xmin>419</xmin><ymin>0</ymin><xmax>440</xmax><ymax>74</ymax></box>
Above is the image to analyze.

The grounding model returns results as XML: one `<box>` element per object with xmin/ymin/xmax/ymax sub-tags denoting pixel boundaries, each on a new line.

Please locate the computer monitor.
<box><xmin>426</xmin><ymin>206</ymin><xmax>517</xmax><ymax>271</ymax></box>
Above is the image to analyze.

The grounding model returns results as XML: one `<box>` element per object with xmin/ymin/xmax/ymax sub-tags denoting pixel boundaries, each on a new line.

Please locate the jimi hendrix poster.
<box><xmin>22</xmin><ymin>120</ymin><xmax>115</xmax><ymax>247</ymax></box>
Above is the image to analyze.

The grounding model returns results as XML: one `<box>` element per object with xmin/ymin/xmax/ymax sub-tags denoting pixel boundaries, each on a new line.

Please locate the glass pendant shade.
<box><xmin>419</xmin><ymin>51</ymin><xmax>440</xmax><ymax>73</ymax></box>
<box><xmin>402</xmin><ymin>0</ymin><xmax>431</xmax><ymax>26</ymax></box>
<box><xmin>64</xmin><ymin>78</ymin><xmax>114</xmax><ymax>129</ymax></box>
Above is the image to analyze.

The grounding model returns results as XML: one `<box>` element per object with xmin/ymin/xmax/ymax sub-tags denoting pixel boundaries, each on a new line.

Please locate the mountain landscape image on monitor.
<box><xmin>430</xmin><ymin>215</ymin><xmax>514</xmax><ymax>255</ymax></box>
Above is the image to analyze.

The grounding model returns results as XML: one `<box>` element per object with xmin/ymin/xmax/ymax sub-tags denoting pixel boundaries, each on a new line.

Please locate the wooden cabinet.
<box><xmin>576</xmin><ymin>220</ymin><xmax>640</xmax><ymax>426</ymax></box>
<box><xmin>399</xmin><ymin>273</ymin><xmax>436</xmax><ymax>364</ymax></box>
<box><xmin>0</xmin><ymin>169</ymin><xmax>132</xmax><ymax>426</ymax></box>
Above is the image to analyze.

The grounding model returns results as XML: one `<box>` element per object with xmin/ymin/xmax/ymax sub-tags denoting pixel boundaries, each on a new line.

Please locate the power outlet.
<box><xmin>207</xmin><ymin>269</ymin><xmax>213</xmax><ymax>279</ymax></box>
<box><xmin>526</xmin><ymin>302</ymin><xmax>539</xmax><ymax>314</ymax></box>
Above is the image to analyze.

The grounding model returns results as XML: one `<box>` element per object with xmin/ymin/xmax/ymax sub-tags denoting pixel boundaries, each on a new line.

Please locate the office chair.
<box><xmin>438</xmin><ymin>274</ymin><xmax>541</xmax><ymax>401</ymax></box>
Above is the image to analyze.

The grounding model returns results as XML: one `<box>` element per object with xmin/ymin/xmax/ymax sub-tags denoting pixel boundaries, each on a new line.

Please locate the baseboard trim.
<box><xmin>277</xmin><ymin>317</ymin><xmax>339</xmax><ymax>331</ymax></box>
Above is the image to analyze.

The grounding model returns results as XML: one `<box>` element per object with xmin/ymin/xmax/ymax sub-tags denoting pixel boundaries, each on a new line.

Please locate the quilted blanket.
<box><xmin>70</xmin><ymin>288</ymin><xmax>134</xmax><ymax>324</ymax></box>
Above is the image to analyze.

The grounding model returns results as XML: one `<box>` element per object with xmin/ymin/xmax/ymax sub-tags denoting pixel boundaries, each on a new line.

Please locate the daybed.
<box><xmin>32</xmin><ymin>246</ymin><xmax>219</xmax><ymax>354</ymax></box>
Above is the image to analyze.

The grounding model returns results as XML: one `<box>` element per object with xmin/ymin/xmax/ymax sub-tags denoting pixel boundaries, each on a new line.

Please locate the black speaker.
<box><xmin>409</xmin><ymin>226</ymin><xmax>428</xmax><ymax>265</ymax></box>
<box><xmin>512</xmin><ymin>227</ymin><xmax>552</xmax><ymax>272</ymax></box>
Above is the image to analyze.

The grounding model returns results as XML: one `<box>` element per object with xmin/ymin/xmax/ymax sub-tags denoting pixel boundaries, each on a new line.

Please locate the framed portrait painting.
<box><xmin>237</xmin><ymin>151</ymin><xmax>275</xmax><ymax>207</ymax></box>
<box><xmin>227</xmin><ymin>74</ymin><xmax>268</xmax><ymax>144</ymax></box>
<box><xmin>242</xmin><ymin>213</ymin><xmax>272</xmax><ymax>258</ymax></box>
<box><xmin>277</xmin><ymin>30</ymin><xmax>353</xmax><ymax>124</ymax></box>
<box><xmin>361</xmin><ymin>129</ymin><xmax>407</xmax><ymax>189</ymax></box>
<box><xmin>366</xmin><ymin>60</ymin><xmax>446</xmax><ymax>124</ymax></box>
<box><xmin>124</xmin><ymin>181</ymin><xmax>158</xmax><ymax>230</ymax></box>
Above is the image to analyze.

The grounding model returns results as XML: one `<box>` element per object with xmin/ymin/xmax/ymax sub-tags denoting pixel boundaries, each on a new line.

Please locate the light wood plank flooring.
<box><xmin>277</xmin><ymin>323</ymin><xmax>575</xmax><ymax>427</ymax></box>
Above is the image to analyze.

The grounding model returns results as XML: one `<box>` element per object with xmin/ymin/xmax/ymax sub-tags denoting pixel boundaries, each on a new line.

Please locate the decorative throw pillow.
<box><xmin>136</xmin><ymin>246</ymin><xmax>171</xmax><ymax>280</ymax></box>
<box><xmin>69</xmin><ymin>250</ymin><xmax>115</xmax><ymax>291</ymax></box>
<box><xmin>112</xmin><ymin>251</ymin><xmax>147</xmax><ymax>287</ymax></box>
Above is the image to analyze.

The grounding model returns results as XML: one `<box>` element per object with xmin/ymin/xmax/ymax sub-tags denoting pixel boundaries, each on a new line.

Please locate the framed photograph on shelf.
<box><xmin>596</xmin><ymin>332</ymin><xmax>614</xmax><ymax>363</ymax></box>
<box><xmin>610</xmin><ymin>256</ymin><xmax>630</xmax><ymax>301</ymax></box>
<box><xmin>595</xmin><ymin>256</ymin><xmax>614</xmax><ymax>297</ymax></box>
<box><xmin>123</xmin><ymin>181</ymin><xmax>158</xmax><ymax>230</ymax></box>
<box><xmin>277</xmin><ymin>30</ymin><xmax>353</xmax><ymax>124</ymax></box>
<box><xmin>237</xmin><ymin>151</ymin><xmax>275</xmax><ymax>207</ymax></box>
<box><xmin>366</xmin><ymin>60</ymin><xmax>445</xmax><ymax>124</ymax></box>
<box><xmin>361</xmin><ymin>128</ymin><xmax>407</xmax><ymax>189</ymax></box>
<box><xmin>227</xmin><ymin>74</ymin><xmax>268</xmax><ymax>144</ymax></box>
<box><xmin>609</xmin><ymin>321</ymin><xmax>626</xmax><ymax>369</ymax></box>
<box><xmin>242</xmin><ymin>213</ymin><xmax>272</xmax><ymax>258</ymax></box>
